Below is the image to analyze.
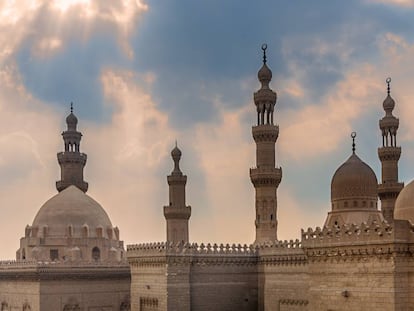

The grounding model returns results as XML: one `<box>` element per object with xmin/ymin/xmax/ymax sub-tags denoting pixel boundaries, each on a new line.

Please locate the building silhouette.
<box><xmin>1</xmin><ymin>46</ymin><xmax>414</xmax><ymax>310</ymax></box>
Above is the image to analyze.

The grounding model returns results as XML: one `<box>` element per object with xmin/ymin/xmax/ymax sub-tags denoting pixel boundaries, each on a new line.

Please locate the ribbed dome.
<box><xmin>258</xmin><ymin>63</ymin><xmax>272</xmax><ymax>84</ymax></box>
<box><xmin>32</xmin><ymin>185</ymin><xmax>113</xmax><ymax>238</ymax></box>
<box><xmin>331</xmin><ymin>153</ymin><xmax>378</xmax><ymax>204</ymax></box>
<box><xmin>395</xmin><ymin>180</ymin><xmax>414</xmax><ymax>222</ymax></box>
<box><xmin>383</xmin><ymin>94</ymin><xmax>395</xmax><ymax>113</ymax></box>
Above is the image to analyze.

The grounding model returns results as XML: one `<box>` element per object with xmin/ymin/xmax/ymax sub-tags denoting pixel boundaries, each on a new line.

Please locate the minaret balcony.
<box><xmin>377</xmin><ymin>147</ymin><xmax>401</xmax><ymax>161</ymax></box>
<box><xmin>163</xmin><ymin>205</ymin><xmax>191</xmax><ymax>219</ymax></box>
<box><xmin>378</xmin><ymin>182</ymin><xmax>404</xmax><ymax>196</ymax></box>
<box><xmin>250</xmin><ymin>167</ymin><xmax>282</xmax><ymax>187</ymax></box>
<box><xmin>252</xmin><ymin>125</ymin><xmax>279</xmax><ymax>142</ymax></box>
<box><xmin>254</xmin><ymin>88</ymin><xmax>276</xmax><ymax>103</ymax></box>
<box><xmin>379</xmin><ymin>116</ymin><xmax>399</xmax><ymax>128</ymax></box>
<box><xmin>57</xmin><ymin>152</ymin><xmax>87</xmax><ymax>164</ymax></box>
<box><xmin>56</xmin><ymin>180</ymin><xmax>88</xmax><ymax>193</ymax></box>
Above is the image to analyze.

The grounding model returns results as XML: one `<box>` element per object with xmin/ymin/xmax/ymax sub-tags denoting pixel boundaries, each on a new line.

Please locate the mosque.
<box><xmin>1</xmin><ymin>45</ymin><xmax>414</xmax><ymax>310</ymax></box>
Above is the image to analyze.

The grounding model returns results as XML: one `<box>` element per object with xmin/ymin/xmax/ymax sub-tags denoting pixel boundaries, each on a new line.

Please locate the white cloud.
<box><xmin>0</xmin><ymin>0</ymin><xmax>147</xmax><ymax>61</ymax></box>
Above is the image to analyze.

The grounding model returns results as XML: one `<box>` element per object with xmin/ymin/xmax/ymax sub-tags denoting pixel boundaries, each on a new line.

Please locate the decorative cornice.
<box><xmin>250</xmin><ymin>167</ymin><xmax>282</xmax><ymax>187</ymax></box>
<box><xmin>279</xmin><ymin>299</ymin><xmax>309</xmax><ymax>306</ymax></box>
<box><xmin>0</xmin><ymin>261</ymin><xmax>130</xmax><ymax>281</ymax></box>
<box><xmin>378</xmin><ymin>146</ymin><xmax>401</xmax><ymax>161</ymax></box>
<box><xmin>252</xmin><ymin>125</ymin><xmax>279</xmax><ymax>142</ymax></box>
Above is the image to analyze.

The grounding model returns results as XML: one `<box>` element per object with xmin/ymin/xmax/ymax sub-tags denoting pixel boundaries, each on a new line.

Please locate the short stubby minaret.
<box><xmin>250</xmin><ymin>44</ymin><xmax>282</xmax><ymax>244</ymax></box>
<box><xmin>163</xmin><ymin>144</ymin><xmax>191</xmax><ymax>243</ymax></box>
<box><xmin>378</xmin><ymin>78</ymin><xmax>404</xmax><ymax>222</ymax></box>
<box><xmin>56</xmin><ymin>103</ymin><xmax>88</xmax><ymax>193</ymax></box>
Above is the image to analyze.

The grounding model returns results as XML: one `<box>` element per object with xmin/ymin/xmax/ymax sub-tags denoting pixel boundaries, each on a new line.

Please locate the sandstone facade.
<box><xmin>127</xmin><ymin>47</ymin><xmax>414</xmax><ymax>310</ymax></box>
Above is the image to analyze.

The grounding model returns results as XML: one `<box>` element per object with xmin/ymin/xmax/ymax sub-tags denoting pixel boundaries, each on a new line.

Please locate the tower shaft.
<box><xmin>163</xmin><ymin>146</ymin><xmax>191</xmax><ymax>243</ymax></box>
<box><xmin>378</xmin><ymin>79</ymin><xmax>403</xmax><ymax>222</ymax></box>
<box><xmin>250</xmin><ymin>45</ymin><xmax>282</xmax><ymax>244</ymax></box>
<box><xmin>56</xmin><ymin>107</ymin><xmax>88</xmax><ymax>193</ymax></box>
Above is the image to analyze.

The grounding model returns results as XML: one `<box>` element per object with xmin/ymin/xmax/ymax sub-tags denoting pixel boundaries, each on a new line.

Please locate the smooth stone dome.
<box><xmin>66</xmin><ymin>112</ymin><xmax>78</xmax><ymax>125</ymax></box>
<box><xmin>331</xmin><ymin>153</ymin><xmax>378</xmax><ymax>203</ymax></box>
<box><xmin>32</xmin><ymin>185</ymin><xmax>113</xmax><ymax>237</ymax></box>
<box><xmin>395</xmin><ymin>180</ymin><xmax>414</xmax><ymax>222</ymax></box>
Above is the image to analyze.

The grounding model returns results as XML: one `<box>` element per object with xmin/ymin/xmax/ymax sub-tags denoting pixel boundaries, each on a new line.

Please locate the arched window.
<box><xmin>68</xmin><ymin>225</ymin><xmax>73</xmax><ymax>237</ymax></box>
<box><xmin>96</xmin><ymin>227</ymin><xmax>103</xmax><ymax>238</ymax></box>
<box><xmin>23</xmin><ymin>303</ymin><xmax>31</xmax><ymax>311</ymax></box>
<box><xmin>82</xmin><ymin>225</ymin><xmax>89</xmax><ymax>238</ymax></box>
<box><xmin>92</xmin><ymin>247</ymin><xmax>100</xmax><ymax>261</ymax></box>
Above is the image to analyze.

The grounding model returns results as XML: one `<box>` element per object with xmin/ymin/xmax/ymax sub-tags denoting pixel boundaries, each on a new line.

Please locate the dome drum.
<box><xmin>17</xmin><ymin>186</ymin><xmax>125</xmax><ymax>263</ymax></box>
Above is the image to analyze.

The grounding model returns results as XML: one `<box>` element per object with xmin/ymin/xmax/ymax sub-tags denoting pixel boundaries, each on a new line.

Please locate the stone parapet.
<box><xmin>128</xmin><ymin>241</ymin><xmax>256</xmax><ymax>257</ymax></box>
<box><xmin>249</xmin><ymin>167</ymin><xmax>282</xmax><ymax>187</ymax></box>
<box><xmin>301</xmin><ymin>221</ymin><xmax>394</xmax><ymax>248</ymax></box>
<box><xmin>256</xmin><ymin>239</ymin><xmax>307</xmax><ymax>266</ymax></box>
<box><xmin>252</xmin><ymin>125</ymin><xmax>279</xmax><ymax>142</ymax></box>
<box><xmin>378</xmin><ymin>146</ymin><xmax>401</xmax><ymax>161</ymax></box>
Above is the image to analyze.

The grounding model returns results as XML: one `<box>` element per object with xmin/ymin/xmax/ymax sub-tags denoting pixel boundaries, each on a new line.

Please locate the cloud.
<box><xmin>0</xmin><ymin>62</ymin><xmax>62</xmax><ymax>259</ymax></box>
<box><xmin>0</xmin><ymin>0</ymin><xmax>147</xmax><ymax>61</ymax></box>
<box><xmin>367</xmin><ymin>0</ymin><xmax>414</xmax><ymax>7</ymax></box>
<box><xmin>190</xmin><ymin>102</ymin><xmax>255</xmax><ymax>243</ymax></box>
<box><xmin>278</xmin><ymin>65</ymin><xmax>382</xmax><ymax>161</ymax></box>
<box><xmin>83</xmin><ymin>68</ymin><xmax>176</xmax><ymax>245</ymax></box>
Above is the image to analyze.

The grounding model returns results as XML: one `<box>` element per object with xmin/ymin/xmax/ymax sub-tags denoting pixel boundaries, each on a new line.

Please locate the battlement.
<box><xmin>257</xmin><ymin>239</ymin><xmax>301</xmax><ymax>249</ymax></box>
<box><xmin>127</xmin><ymin>241</ymin><xmax>256</xmax><ymax>257</ymax></box>
<box><xmin>301</xmin><ymin>221</ymin><xmax>394</xmax><ymax>248</ymax></box>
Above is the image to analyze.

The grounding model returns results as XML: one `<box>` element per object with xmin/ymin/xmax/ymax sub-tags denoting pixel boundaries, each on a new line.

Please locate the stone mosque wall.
<box><xmin>127</xmin><ymin>242</ymin><xmax>258</xmax><ymax>311</ymax></box>
<box><xmin>0</xmin><ymin>260</ymin><xmax>130</xmax><ymax>311</ymax></box>
<box><xmin>256</xmin><ymin>240</ymin><xmax>309</xmax><ymax>310</ymax></box>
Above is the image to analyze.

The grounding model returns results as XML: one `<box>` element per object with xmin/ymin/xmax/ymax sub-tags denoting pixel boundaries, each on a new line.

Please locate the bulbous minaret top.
<box><xmin>171</xmin><ymin>142</ymin><xmax>183</xmax><ymax>175</ymax></box>
<box><xmin>56</xmin><ymin>103</ymin><xmax>88</xmax><ymax>193</ymax></box>
<box><xmin>380</xmin><ymin>78</ymin><xmax>399</xmax><ymax>147</ymax></box>
<box><xmin>254</xmin><ymin>44</ymin><xmax>277</xmax><ymax>126</ymax></box>
<box><xmin>66</xmin><ymin>103</ymin><xmax>78</xmax><ymax>131</ymax></box>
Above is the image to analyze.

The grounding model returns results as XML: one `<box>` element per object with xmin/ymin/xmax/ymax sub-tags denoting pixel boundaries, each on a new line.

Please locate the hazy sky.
<box><xmin>1</xmin><ymin>0</ymin><xmax>414</xmax><ymax>259</ymax></box>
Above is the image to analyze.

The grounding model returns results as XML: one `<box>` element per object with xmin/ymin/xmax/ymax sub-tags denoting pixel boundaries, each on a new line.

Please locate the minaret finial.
<box><xmin>386</xmin><ymin>77</ymin><xmax>391</xmax><ymax>96</ymax></box>
<box><xmin>175</xmin><ymin>139</ymin><xmax>177</xmax><ymax>148</ymax></box>
<box><xmin>70</xmin><ymin>102</ymin><xmax>73</xmax><ymax>114</ymax></box>
<box><xmin>261</xmin><ymin>43</ymin><xmax>267</xmax><ymax>64</ymax></box>
<box><xmin>351</xmin><ymin>132</ymin><xmax>356</xmax><ymax>154</ymax></box>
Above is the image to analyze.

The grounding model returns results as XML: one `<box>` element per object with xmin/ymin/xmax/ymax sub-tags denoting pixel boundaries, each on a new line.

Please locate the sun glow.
<box><xmin>51</xmin><ymin>0</ymin><xmax>92</xmax><ymax>13</ymax></box>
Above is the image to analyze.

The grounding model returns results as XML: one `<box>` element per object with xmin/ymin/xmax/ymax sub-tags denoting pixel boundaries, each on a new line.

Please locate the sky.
<box><xmin>1</xmin><ymin>0</ymin><xmax>414</xmax><ymax>259</ymax></box>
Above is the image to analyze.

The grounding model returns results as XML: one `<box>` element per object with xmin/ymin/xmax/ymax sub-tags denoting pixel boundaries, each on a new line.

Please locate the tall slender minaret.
<box><xmin>378</xmin><ymin>78</ymin><xmax>403</xmax><ymax>222</ymax></box>
<box><xmin>56</xmin><ymin>103</ymin><xmax>88</xmax><ymax>193</ymax></box>
<box><xmin>250</xmin><ymin>44</ymin><xmax>282</xmax><ymax>244</ymax></box>
<box><xmin>163</xmin><ymin>144</ymin><xmax>191</xmax><ymax>243</ymax></box>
